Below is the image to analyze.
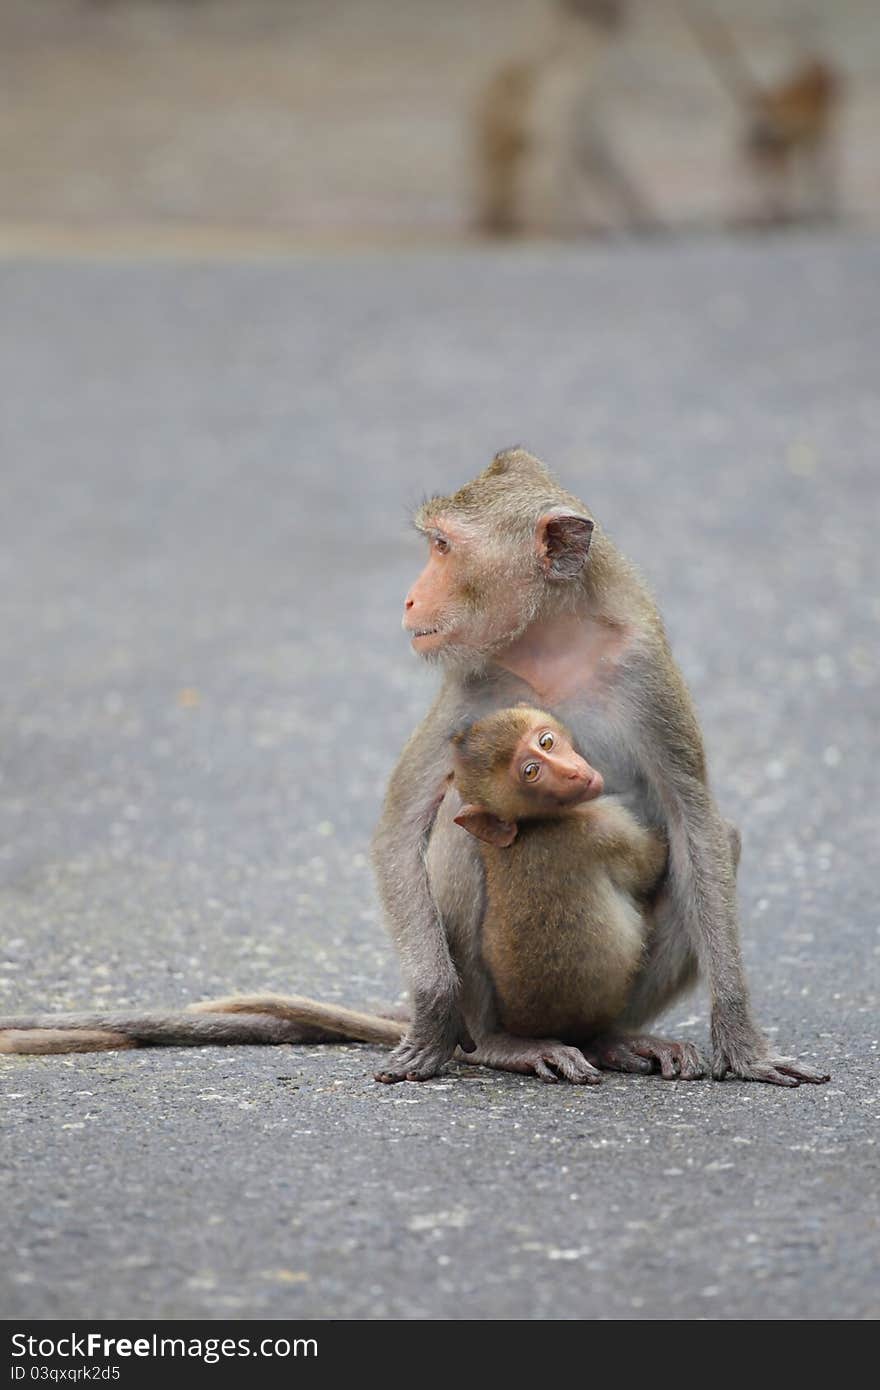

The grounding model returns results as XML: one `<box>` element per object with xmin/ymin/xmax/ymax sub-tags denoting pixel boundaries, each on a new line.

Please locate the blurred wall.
<box><xmin>0</xmin><ymin>0</ymin><xmax>877</xmax><ymax>245</ymax></box>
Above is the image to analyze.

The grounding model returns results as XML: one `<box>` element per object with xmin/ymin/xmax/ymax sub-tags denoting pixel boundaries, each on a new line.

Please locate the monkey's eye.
<box><xmin>522</xmin><ymin>762</ymin><xmax>541</xmax><ymax>782</ymax></box>
<box><xmin>538</xmin><ymin>731</ymin><xmax>554</xmax><ymax>750</ymax></box>
<box><xmin>433</xmin><ymin>536</ymin><xmax>450</xmax><ymax>555</ymax></box>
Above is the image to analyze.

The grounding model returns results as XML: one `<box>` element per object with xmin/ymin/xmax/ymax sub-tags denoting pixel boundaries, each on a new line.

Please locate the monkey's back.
<box><xmin>479</xmin><ymin>808</ymin><xmax>655</xmax><ymax>1042</ymax></box>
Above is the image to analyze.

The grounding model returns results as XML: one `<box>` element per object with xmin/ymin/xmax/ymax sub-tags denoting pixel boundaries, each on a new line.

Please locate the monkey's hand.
<box><xmin>374</xmin><ymin>999</ymin><xmax>475</xmax><ymax>1083</ymax></box>
<box><xmin>711</xmin><ymin>1020</ymin><xmax>829</xmax><ymax>1087</ymax></box>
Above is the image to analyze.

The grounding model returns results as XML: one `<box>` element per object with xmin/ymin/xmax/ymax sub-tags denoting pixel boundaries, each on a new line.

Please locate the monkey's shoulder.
<box><xmin>485</xmin><ymin>797</ymin><xmax>646</xmax><ymax>874</ymax></box>
<box><xmin>542</xmin><ymin>796</ymin><xmax>654</xmax><ymax>849</ymax></box>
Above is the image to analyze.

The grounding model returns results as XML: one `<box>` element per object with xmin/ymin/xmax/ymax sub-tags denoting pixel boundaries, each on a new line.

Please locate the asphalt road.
<box><xmin>1</xmin><ymin>235</ymin><xmax>877</xmax><ymax>1321</ymax></box>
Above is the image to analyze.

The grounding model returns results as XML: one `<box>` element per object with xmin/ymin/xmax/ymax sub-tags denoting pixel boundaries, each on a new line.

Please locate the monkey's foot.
<box><xmin>459</xmin><ymin>1034</ymin><xmax>603</xmax><ymax>1085</ymax></box>
<box><xmin>374</xmin><ymin>1039</ymin><xmax>447</xmax><ymax>1083</ymax></box>
<box><xmin>585</xmin><ymin>1034</ymin><xmax>705</xmax><ymax>1081</ymax></box>
<box><xmin>712</xmin><ymin>1050</ymin><xmax>830</xmax><ymax>1087</ymax></box>
<box><xmin>374</xmin><ymin>998</ymin><xmax>475</xmax><ymax>1083</ymax></box>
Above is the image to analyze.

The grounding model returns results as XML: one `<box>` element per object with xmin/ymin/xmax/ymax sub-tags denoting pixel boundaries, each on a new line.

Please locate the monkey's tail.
<box><xmin>189</xmin><ymin>993</ymin><xmax>407</xmax><ymax>1046</ymax></box>
<box><xmin>0</xmin><ymin>1011</ymin><xmax>315</xmax><ymax>1054</ymax></box>
<box><xmin>0</xmin><ymin>995</ymin><xmax>407</xmax><ymax>1056</ymax></box>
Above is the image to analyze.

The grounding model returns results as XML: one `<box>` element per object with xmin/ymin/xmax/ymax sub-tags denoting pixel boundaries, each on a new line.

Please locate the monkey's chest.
<box><xmin>480</xmin><ymin>872</ymin><xmax>645</xmax><ymax>1042</ymax></box>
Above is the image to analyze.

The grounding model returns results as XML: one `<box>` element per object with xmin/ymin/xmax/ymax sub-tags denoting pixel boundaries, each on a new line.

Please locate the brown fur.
<box><xmin>481</xmin><ymin>811</ymin><xmax>660</xmax><ymax>1038</ymax></box>
<box><xmin>453</xmin><ymin>707</ymin><xmax>667</xmax><ymax>1040</ymax></box>
<box><xmin>748</xmin><ymin>61</ymin><xmax>839</xmax><ymax>162</ymax></box>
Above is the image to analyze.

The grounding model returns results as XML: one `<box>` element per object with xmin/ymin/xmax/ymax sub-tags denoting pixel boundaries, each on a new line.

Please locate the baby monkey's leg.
<box><xmin>584</xmin><ymin>1034</ymin><xmax>705</xmax><ymax>1080</ymax></box>
<box><xmin>455</xmin><ymin>1033</ymin><xmax>603</xmax><ymax>1086</ymax></box>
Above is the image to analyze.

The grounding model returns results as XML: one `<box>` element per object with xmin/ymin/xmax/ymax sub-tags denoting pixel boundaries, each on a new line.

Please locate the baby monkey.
<box><xmin>451</xmin><ymin>706</ymin><xmax>690</xmax><ymax>1077</ymax></box>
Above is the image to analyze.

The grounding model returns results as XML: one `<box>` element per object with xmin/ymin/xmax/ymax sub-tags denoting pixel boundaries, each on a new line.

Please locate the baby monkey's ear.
<box><xmin>453</xmin><ymin>805</ymin><xmax>518</xmax><ymax>848</ymax></box>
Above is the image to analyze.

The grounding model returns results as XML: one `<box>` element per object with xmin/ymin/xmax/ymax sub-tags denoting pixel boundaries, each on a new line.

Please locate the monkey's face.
<box><xmin>452</xmin><ymin>713</ymin><xmax>604</xmax><ymax>847</ymax></box>
<box><xmin>403</xmin><ymin>516</ymin><xmax>535</xmax><ymax>668</ymax></box>
<box><xmin>505</xmin><ymin>722</ymin><xmax>603</xmax><ymax>819</ymax></box>
<box><xmin>404</xmin><ymin>451</ymin><xmax>594</xmax><ymax>671</ymax></box>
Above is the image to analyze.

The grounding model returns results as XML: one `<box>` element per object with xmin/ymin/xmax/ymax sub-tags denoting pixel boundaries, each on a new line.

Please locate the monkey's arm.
<box><xmin>583</xmin><ymin>799</ymin><xmax>667</xmax><ymax>895</ymax></box>
<box><xmin>635</xmin><ymin>646</ymin><xmax>828</xmax><ymax>1086</ymax></box>
<box><xmin>371</xmin><ymin>688</ymin><xmax>476</xmax><ymax>1082</ymax></box>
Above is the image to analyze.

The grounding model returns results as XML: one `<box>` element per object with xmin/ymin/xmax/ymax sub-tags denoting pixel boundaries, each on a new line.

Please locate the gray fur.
<box><xmin>372</xmin><ymin>449</ymin><xmax>830</xmax><ymax>1086</ymax></box>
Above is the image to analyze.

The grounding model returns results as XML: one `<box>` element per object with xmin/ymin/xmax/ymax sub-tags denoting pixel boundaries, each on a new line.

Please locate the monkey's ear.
<box><xmin>536</xmin><ymin>511</ymin><xmax>594</xmax><ymax>579</ymax></box>
<box><xmin>454</xmin><ymin>805</ymin><xmax>518</xmax><ymax>848</ymax></box>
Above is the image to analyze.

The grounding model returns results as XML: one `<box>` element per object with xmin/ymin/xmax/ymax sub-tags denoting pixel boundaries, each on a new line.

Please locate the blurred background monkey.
<box><xmin>680</xmin><ymin>2</ymin><xmax>842</xmax><ymax>223</ymax></box>
<box><xmin>473</xmin><ymin>1</ymin><xmax>656</xmax><ymax>237</ymax></box>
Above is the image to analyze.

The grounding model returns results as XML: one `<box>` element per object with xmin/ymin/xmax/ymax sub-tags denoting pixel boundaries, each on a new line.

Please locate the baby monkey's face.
<box><xmin>451</xmin><ymin>709</ymin><xmax>605</xmax><ymax>847</ymax></box>
<box><xmin>451</xmin><ymin>707</ymin><xmax>605</xmax><ymax>839</ymax></box>
<box><xmin>505</xmin><ymin>721</ymin><xmax>603</xmax><ymax>820</ymax></box>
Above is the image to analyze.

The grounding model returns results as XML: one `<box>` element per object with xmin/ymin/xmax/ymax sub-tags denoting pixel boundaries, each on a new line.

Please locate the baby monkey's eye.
<box><xmin>433</xmin><ymin>536</ymin><xmax>450</xmax><ymax>555</ymax></box>
<box><xmin>522</xmin><ymin>762</ymin><xmax>541</xmax><ymax>782</ymax></box>
<box><xmin>538</xmin><ymin>731</ymin><xmax>554</xmax><ymax>750</ymax></box>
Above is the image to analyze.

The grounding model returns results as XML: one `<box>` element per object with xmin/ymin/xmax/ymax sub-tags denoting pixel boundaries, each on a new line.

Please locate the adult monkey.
<box><xmin>371</xmin><ymin>447</ymin><xmax>829</xmax><ymax>1087</ymax></box>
